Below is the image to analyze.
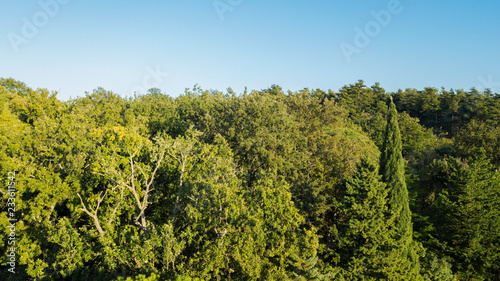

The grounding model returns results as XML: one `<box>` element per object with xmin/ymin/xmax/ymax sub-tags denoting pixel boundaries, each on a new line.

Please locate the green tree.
<box><xmin>165</xmin><ymin>131</ymin><xmax>321</xmax><ymax>280</ymax></box>
<box><xmin>453</xmin><ymin>121</ymin><xmax>500</xmax><ymax>167</ymax></box>
<box><xmin>380</xmin><ymin>101</ymin><xmax>422</xmax><ymax>280</ymax></box>
<box><xmin>334</xmin><ymin>159</ymin><xmax>392</xmax><ymax>280</ymax></box>
<box><xmin>427</xmin><ymin>151</ymin><xmax>500</xmax><ymax>280</ymax></box>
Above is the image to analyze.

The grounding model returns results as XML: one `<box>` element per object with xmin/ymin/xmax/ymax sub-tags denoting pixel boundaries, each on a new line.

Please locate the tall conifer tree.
<box><xmin>380</xmin><ymin>100</ymin><xmax>422</xmax><ymax>279</ymax></box>
<box><xmin>380</xmin><ymin>101</ymin><xmax>412</xmax><ymax>243</ymax></box>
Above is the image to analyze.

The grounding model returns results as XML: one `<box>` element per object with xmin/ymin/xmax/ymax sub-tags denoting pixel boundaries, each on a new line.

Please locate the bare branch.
<box><xmin>77</xmin><ymin>193</ymin><xmax>105</xmax><ymax>236</ymax></box>
<box><xmin>96</xmin><ymin>190</ymin><xmax>108</xmax><ymax>212</ymax></box>
<box><xmin>129</xmin><ymin>220</ymin><xmax>149</xmax><ymax>232</ymax></box>
<box><xmin>77</xmin><ymin>193</ymin><xmax>91</xmax><ymax>216</ymax></box>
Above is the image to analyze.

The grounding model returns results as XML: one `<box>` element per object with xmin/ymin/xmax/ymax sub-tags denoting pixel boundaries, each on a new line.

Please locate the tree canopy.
<box><xmin>1</xmin><ymin>78</ymin><xmax>499</xmax><ymax>280</ymax></box>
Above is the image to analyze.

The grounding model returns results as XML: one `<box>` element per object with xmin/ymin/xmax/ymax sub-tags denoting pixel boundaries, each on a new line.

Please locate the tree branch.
<box><xmin>77</xmin><ymin>193</ymin><xmax>105</xmax><ymax>236</ymax></box>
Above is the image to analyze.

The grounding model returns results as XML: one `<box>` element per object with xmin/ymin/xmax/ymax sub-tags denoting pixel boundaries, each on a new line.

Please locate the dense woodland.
<box><xmin>1</xmin><ymin>78</ymin><xmax>499</xmax><ymax>280</ymax></box>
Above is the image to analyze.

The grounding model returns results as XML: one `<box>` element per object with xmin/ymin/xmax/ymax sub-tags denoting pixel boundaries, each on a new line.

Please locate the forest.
<box><xmin>1</xmin><ymin>77</ymin><xmax>499</xmax><ymax>280</ymax></box>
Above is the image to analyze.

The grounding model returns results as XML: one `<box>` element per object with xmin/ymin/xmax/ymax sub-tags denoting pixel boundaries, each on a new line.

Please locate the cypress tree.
<box><xmin>380</xmin><ymin>100</ymin><xmax>422</xmax><ymax>279</ymax></box>
<box><xmin>380</xmin><ymin>101</ymin><xmax>412</xmax><ymax>243</ymax></box>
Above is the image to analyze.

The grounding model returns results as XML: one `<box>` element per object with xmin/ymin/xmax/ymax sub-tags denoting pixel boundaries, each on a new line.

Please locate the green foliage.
<box><xmin>393</xmin><ymin>87</ymin><xmax>500</xmax><ymax>137</ymax></box>
<box><xmin>379</xmin><ymin>102</ymin><xmax>423</xmax><ymax>280</ymax></box>
<box><xmin>334</xmin><ymin>159</ymin><xmax>392</xmax><ymax>279</ymax></box>
<box><xmin>2</xmin><ymin>78</ymin><xmax>500</xmax><ymax>280</ymax></box>
<box><xmin>453</xmin><ymin>121</ymin><xmax>500</xmax><ymax>167</ymax></box>
<box><xmin>420</xmin><ymin>252</ymin><xmax>457</xmax><ymax>281</ymax></box>
<box><xmin>416</xmin><ymin>151</ymin><xmax>500</xmax><ymax>280</ymax></box>
<box><xmin>380</xmin><ymin>102</ymin><xmax>412</xmax><ymax>242</ymax></box>
<box><xmin>114</xmin><ymin>273</ymin><xmax>159</xmax><ymax>281</ymax></box>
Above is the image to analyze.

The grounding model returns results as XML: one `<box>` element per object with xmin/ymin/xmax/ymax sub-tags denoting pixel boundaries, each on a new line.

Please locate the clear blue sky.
<box><xmin>1</xmin><ymin>0</ymin><xmax>499</xmax><ymax>100</ymax></box>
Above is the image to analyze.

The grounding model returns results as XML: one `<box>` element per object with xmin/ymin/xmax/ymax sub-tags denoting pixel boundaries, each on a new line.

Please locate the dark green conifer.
<box><xmin>336</xmin><ymin>158</ymin><xmax>391</xmax><ymax>280</ymax></box>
